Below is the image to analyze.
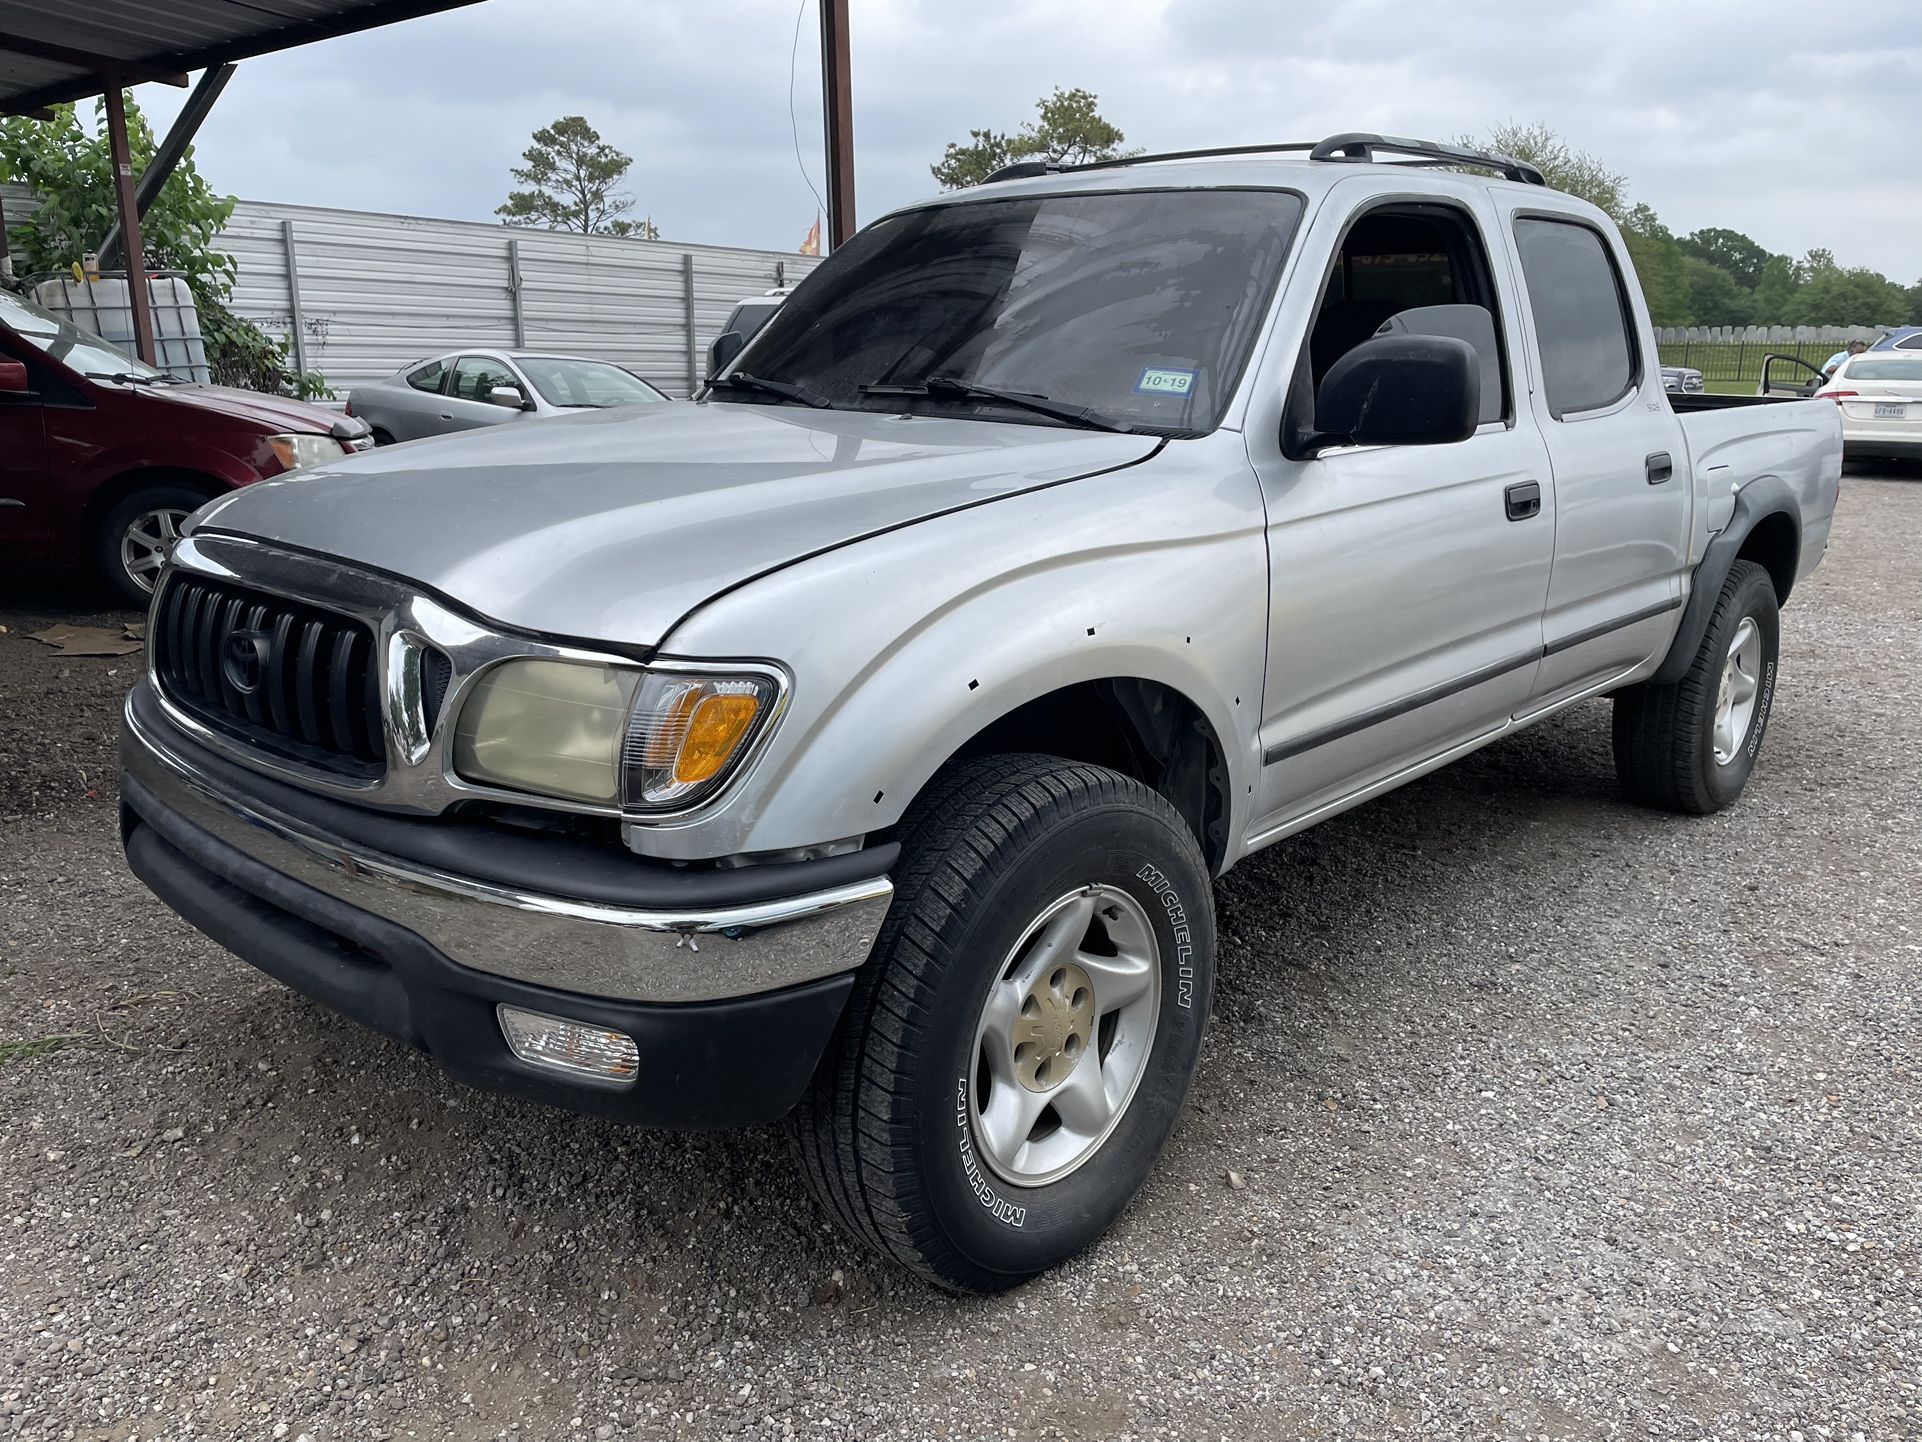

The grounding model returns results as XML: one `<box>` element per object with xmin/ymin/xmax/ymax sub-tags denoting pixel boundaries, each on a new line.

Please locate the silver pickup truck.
<box><xmin>121</xmin><ymin>133</ymin><xmax>1841</xmax><ymax>1292</ymax></box>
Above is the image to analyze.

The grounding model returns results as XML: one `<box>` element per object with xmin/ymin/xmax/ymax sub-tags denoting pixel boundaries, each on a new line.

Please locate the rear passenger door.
<box><xmin>1498</xmin><ymin>207</ymin><xmax>1691</xmax><ymax>704</ymax></box>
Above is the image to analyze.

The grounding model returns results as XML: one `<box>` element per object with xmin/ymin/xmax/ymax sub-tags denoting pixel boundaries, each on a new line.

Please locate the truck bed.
<box><xmin>1672</xmin><ymin>394</ymin><xmax>1843</xmax><ymax>588</ymax></box>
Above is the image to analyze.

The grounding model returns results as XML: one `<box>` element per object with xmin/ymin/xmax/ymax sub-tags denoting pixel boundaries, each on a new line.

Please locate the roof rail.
<box><xmin>977</xmin><ymin>132</ymin><xmax>1546</xmax><ymax>188</ymax></box>
<box><xmin>1309</xmin><ymin>132</ymin><xmax>1545</xmax><ymax>186</ymax></box>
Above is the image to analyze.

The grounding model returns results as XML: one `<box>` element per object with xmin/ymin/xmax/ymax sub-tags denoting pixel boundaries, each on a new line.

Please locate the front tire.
<box><xmin>1612</xmin><ymin>559</ymin><xmax>1781</xmax><ymax>814</ymax></box>
<box><xmin>94</xmin><ymin>484</ymin><xmax>208</xmax><ymax>607</ymax></box>
<box><xmin>790</xmin><ymin>754</ymin><xmax>1215</xmax><ymax>1292</ymax></box>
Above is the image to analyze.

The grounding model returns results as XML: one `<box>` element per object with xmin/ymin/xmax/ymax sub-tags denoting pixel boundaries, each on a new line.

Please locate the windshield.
<box><xmin>732</xmin><ymin>188</ymin><xmax>1304</xmax><ymax>436</ymax></box>
<box><xmin>515</xmin><ymin>356</ymin><xmax>667</xmax><ymax>408</ymax></box>
<box><xmin>0</xmin><ymin>286</ymin><xmax>169</xmax><ymax>381</ymax></box>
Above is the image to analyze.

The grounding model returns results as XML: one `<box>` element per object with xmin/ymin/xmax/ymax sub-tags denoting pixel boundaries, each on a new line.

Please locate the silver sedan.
<box><xmin>346</xmin><ymin>350</ymin><xmax>671</xmax><ymax>444</ymax></box>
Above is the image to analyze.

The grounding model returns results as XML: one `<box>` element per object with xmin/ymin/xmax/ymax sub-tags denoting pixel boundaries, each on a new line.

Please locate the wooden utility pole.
<box><xmin>101</xmin><ymin>82</ymin><xmax>158</xmax><ymax>365</ymax></box>
<box><xmin>819</xmin><ymin>0</ymin><xmax>855</xmax><ymax>251</ymax></box>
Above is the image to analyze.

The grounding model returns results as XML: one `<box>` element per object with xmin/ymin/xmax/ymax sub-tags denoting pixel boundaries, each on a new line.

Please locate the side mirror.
<box><xmin>706</xmin><ymin>330</ymin><xmax>745</xmax><ymax>382</ymax></box>
<box><xmin>1309</xmin><ymin>334</ymin><xmax>1479</xmax><ymax>451</ymax></box>
<box><xmin>487</xmin><ymin>384</ymin><xmax>533</xmax><ymax>411</ymax></box>
<box><xmin>0</xmin><ymin>359</ymin><xmax>29</xmax><ymax>394</ymax></box>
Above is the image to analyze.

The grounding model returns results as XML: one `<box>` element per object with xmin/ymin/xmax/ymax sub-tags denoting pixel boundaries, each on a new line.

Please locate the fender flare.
<box><xmin>1649</xmin><ymin>476</ymin><xmax>1800</xmax><ymax>686</ymax></box>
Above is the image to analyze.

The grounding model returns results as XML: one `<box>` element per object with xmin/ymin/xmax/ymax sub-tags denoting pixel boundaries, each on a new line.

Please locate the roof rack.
<box><xmin>981</xmin><ymin>132</ymin><xmax>1546</xmax><ymax>188</ymax></box>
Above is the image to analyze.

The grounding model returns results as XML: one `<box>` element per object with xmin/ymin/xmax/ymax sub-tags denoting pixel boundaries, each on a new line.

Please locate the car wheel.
<box><xmin>371</xmin><ymin>427</ymin><xmax>396</xmax><ymax>446</ymax></box>
<box><xmin>790</xmin><ymin>753</ymin><xmax>1215</xmax><ymax>1292</ymax></box>
<box><xmin>95</xmin><ymin>484</ymin><xmax>209</xmax><ymax>607</ymax></box>
<box><xmin>1612</xmin><ymin>559</ymin><xmax>1781</xmax><ymax>814</ymax></box>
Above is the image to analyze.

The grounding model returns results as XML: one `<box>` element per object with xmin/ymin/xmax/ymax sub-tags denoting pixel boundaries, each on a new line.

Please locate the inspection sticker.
<box><xmin>1135</xmin><ymin>366</ymin><xmax>1197</xmax><ymax>396</ymax></box>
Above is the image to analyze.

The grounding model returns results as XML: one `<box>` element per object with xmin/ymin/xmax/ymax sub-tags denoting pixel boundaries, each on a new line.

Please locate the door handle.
<box><xmin>1646</xmin><ymin>451</ymin><xmax>1674</xmax><ymax>485</ymax></box>
<box><xmin>438</xmin><ymin>412</ymin><xmax>453</xmax><ymax>420</ymax></box>
<box><xmin>1504</xmin><ymin>480</ymin><xmax>1542</xmax><ymax>522</ymax></box>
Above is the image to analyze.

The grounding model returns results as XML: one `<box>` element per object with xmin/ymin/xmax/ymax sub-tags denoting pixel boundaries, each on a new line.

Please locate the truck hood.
<box><xmin>191</xmin><ymin>401</ymin><xmax>1160</xmax><ymax>645</ymax></box>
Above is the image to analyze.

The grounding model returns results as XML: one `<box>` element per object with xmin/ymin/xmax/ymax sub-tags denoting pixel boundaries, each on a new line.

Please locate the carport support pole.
<box><xmin>819</xmin><ymin>0</ymin><xmax>855</xmax><ymax>251</ymax></box>
<box><xmin>102</xmin><ymin>81</ymin><xmax>158</xmax><ymax>365</ymax></box>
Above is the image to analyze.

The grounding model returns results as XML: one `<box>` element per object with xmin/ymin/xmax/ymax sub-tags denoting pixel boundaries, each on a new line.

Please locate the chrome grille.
<box><xmin>150</xmin><ymin>574</ymin><xmax>384</xmax><ymax>776</ymax></box>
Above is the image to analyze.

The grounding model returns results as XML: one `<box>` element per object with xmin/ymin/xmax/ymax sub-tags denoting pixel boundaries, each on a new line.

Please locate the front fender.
<box><xmin>639</xmin><ymin>439</ymin><xmax>1270</xmax><ymax>861</ymax></box>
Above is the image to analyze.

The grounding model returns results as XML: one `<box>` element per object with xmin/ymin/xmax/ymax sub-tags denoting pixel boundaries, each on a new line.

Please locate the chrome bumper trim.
<box><xmin>123</xmin><ymin>694</ymin><xmax>891</xmax><ymax>1004</ymax></box>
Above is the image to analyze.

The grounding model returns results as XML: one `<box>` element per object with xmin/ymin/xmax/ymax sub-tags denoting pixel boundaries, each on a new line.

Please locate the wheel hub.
<box><xmin>1712</xmin><ymin>615</ymin><xmax>1762</xmax><ymax>766</ymax></box>
<box><xmin>967</xmin><ymin>884</ymin><xmax>1162</xmax><ymax>1188</ymax></box>
<box><xmin>1010</xmin><ymin>961</ymin><xmax>1094</xmax><ymax>1092</ymax></box>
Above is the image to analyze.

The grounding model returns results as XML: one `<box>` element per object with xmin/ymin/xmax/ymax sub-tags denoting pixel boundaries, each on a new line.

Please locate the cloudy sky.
<box><xmin>126</xmin><ymin>0</ymin><xmax>1919</xmax><ymax>280</ymax></box>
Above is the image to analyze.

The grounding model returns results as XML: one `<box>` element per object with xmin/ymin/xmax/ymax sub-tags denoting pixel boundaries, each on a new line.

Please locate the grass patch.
<box><xmin>0</xmin><ymin>1033</ymin><xmax>95</xmax><ymax>1065</ymax></box>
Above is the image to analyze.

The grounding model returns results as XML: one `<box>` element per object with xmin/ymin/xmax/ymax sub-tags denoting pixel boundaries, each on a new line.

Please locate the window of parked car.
<box><xmin>450</xmin><ymin>356</ymin><xmax>519</xmax><ymax>403</ymax></box>
<box><xmin>1843</xmin><ymin>356</ymin><xmax>1922</xmax><ymax>383</ymax></box>
<box><xmin>1512</xmin><ymin>217</ymin><xmax>1640</xmax><ymax>417</ymax></box>
<box><xmin>406</xmin><ymin>359</ymin><xmax>447</xmax><ymax>394</ymax></box>
<box><xmin>514</xmin><ymin>357</ymin><xmax>667</xmax><ymax>408</ymax></box>
<box><xmin>733</xmin><ymin>188</ymin><xmax>1305</xmax><ymax>437</ymax></box>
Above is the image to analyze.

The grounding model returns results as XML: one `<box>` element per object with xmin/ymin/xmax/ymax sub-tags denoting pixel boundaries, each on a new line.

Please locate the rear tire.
<box><xmin>790</xmin><ymin>754</ymin><xmax>1215</xmax><ymax>1292</ymax></box>
<box><xmin>370</xmin><ymin>427</ymin><xmax>396</xmax><ymax>446</ymax></box>
<box><xmin>94</xmin><ymin>483</ymin><xmax>210</xmax><ymax>607</ymax></box>
<box><xmin>1612</xmin><ymin>560</ymin><xmax>1781</xmax><ymax>814</ymax></box>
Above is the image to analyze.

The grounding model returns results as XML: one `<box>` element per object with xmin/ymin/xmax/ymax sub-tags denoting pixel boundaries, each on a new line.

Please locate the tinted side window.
<box><xmin>1513</xmin><ymin>218</ymin><xmax>1638</xmax><ymax>416</ymax></box>
<box><xmin>406</xmin><ymin>360</ymin><xmax>446</xmax><ymax>393</ymax></box>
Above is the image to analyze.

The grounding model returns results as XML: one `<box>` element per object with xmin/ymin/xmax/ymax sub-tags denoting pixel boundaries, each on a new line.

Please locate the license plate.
<box><xmin>1873</xmin><ymin>402</ymin><xmax>1907</xmax><ymax>418</ymax></box>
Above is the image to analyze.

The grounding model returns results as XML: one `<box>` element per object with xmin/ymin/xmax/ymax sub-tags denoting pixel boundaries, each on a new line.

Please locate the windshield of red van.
<box><xmin>0</xmin><ymin>287</ymin><xmax>170</xmax><ymax>382</ymax></box>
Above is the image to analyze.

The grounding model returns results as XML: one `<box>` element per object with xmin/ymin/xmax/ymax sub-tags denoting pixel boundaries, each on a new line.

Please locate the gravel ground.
<box><xmin>2</xmin><ymin>464</ymin><xmax>1918</xmax><ymax>1442</ymax></box>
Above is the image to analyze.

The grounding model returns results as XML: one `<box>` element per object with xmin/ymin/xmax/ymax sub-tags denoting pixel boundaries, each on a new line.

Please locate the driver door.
<box><xmin>442</xmin><ymin>355</ymin><xmax>529</xmax><ymax>432</ymax></box>
<box><xmin>1245</xmin><ymin>185</ymin><xmax>1555</xmax><ymax>836</ymax></box>
<box><xmin>0</xmin><ymin>343</ymin><xmax>51</xmax><ymax>564</ymax></box>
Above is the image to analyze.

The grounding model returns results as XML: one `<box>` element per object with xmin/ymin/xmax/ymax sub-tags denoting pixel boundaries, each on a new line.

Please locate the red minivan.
<box><xmin>0</xmin><ymin>286</ymin><xmax>371</xmax><ymax>604</ymax></box>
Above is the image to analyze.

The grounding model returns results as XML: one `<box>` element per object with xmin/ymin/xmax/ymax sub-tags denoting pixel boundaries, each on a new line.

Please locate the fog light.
<box><xmin>496</xmin><ymin>1005</ymin><xmax>640</xmax><ymax>1082</ymax></box>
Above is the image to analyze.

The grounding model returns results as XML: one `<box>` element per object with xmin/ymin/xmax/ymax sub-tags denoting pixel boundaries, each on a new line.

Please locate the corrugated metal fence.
<box><xmin>221</xmin><ymin>199</ymin><xmax>821</xmax><ymax>399</ymax></box>
<box><xmin>3</xmin><ymin>184</ymin><xmax>820</xmax><ymax>399</ymax></box>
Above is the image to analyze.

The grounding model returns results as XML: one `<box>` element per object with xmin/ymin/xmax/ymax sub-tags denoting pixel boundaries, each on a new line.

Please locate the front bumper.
<box><xmin>120</xmin><ymin>683</ymin><xmax>893</xmax><ymax>1126</ymax></box>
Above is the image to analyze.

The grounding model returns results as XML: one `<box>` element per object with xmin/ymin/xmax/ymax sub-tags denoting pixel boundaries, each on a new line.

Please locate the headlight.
<box><xmin>622</xmin><ymin>669</ymin><xmax>781</xmax><ymax>811</ymax></box>
<box><xmin>452</xmin><ymin>659</ymin><xmax>641</xmax><ymax>804</ymax></box>
<box><xmin>449</xmin><ymin>660</ymin><xmax>780</xmax><ymax>811</ymax></box>
<box><xmin>267</xmin><ymin>432</ymin><xmax>346</xmax><ymax>471</ymax></box>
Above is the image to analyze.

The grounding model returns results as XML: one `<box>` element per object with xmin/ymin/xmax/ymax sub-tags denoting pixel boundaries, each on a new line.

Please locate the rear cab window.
<box><xmin>1511</xmin><ymin>217</ymin><xmax>1640</xmax><ymax>417</ymax></box>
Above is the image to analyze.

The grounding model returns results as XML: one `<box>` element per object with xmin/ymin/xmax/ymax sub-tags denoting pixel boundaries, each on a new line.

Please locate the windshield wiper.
<box><xmin>84</xmin><ymin>370</ymin><xmax>164</xmax><ymax>386</ymax></box>
<box><xmin>707</xmin><ymin>371</ymin><xmax>831</xmax><ymax>409</ymax></box>
<box><xmin>860</xmin><ymin>375</ymin><xmax>1133</xmax><ymax>434</ymax></box>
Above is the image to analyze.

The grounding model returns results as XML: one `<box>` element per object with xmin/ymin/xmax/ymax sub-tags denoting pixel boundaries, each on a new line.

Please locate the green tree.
<box><xmin>931</xmin><ymin>87</ymin><xmax>1136</xmax><ymax>189</ymax></box>
<box><xmin>1676</xmin><ymin>227</ymin><xmax>1773</xmax><ymax>292</ymax></box>
<box><xmin>1620</xmin><ymin>203</ymin><xmax>1691</xmax><ymax>326</ymax></box>
<box><xmin>1456</xmin><ymin>123</ymin><xmax>1626</xmax><ymax>217</ymax></box>
<box><xmin>1751</xmin><ymin>255</ymin><xmax>1801</xmax><ymax>323</ymax></box>
<box><xmin>1681</xmin><ymin>257</ymin><xmax>1752</xmax><ymax>328</ymax></box>
<box><xmin>1786</xmin><ymin>266</ymin><xmax>1909</xmax><ymax>326</ymax></box>
<box><xmin>497</xmin><ymin>115</ymin><xmax>653</xmax><ymax>236</ymax></box>
<box><xmin>0</xmin><ymin>95</ymin><xmax>324</xmax><ymax>396</ymax></box>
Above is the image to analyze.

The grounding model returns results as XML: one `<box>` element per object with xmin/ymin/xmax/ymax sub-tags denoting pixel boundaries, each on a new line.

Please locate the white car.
<box><xmin>346</xmin><ymin>350</ymin><xmax>671</xmax><ymax>445</ymax></box>
<box><xmin>1818</xmin><ymin>351</ymin><xmax>1922</xmax><ymax>461</ymax></box>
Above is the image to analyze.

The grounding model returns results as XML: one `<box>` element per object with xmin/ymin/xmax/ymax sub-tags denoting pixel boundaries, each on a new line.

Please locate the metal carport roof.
<box><xmin>0</xmin><ymin>1</ymin><xmax>483</xmax><ymax>118</ymax></box>
<box><xmin>1</xmin><ymin>2</ymin><xmax>485</xmax><ymax>361</ymax></box>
